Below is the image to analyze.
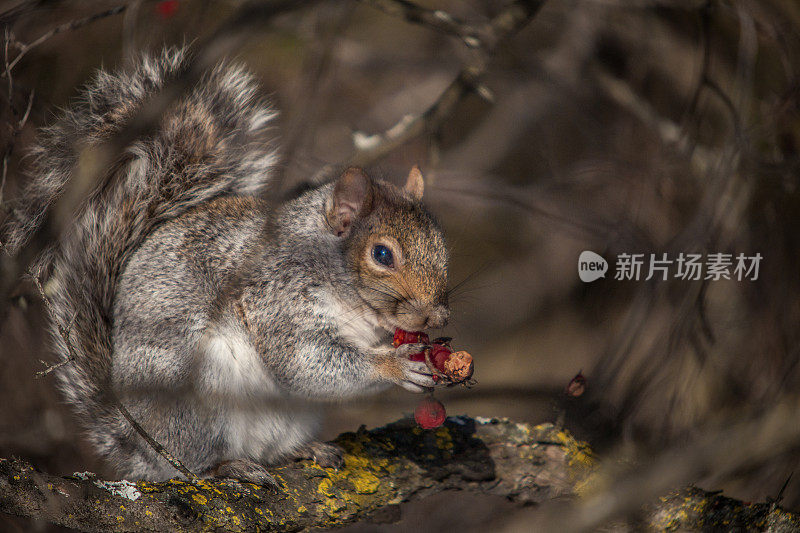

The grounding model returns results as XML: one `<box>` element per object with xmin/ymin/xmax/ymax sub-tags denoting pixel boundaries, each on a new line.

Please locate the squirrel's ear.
<box><xmin>404</xmin><ymin>165</ymin><xmax>424</xmax><ymax>200</ymax></box>
<box><xmin>327</xmin><ymin>167</ymin><xmax>373</xmax><ymax>237</ymax></box>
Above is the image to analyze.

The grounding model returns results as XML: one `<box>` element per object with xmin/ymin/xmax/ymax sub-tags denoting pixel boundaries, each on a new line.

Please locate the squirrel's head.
<box><xmin>325</xmin><ymin>166</ymin><xmax>449</xmax><ymax>332</ymax></box>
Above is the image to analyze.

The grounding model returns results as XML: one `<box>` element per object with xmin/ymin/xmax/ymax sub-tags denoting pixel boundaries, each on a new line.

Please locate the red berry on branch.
<box><xmin>430</xmin><ymin>344</ymin><xmax>452</xmax><ymax>372</ymax></box>
<box><xmin>394</xmin><ymin>328</ymin><xmax>473</xmax><ymax>384</ymax></box>
<box><xmin>393</xmin><ymin>328</ymin><xmax>430</xmax><ymax>347</ymax></box>
<box><xmin>414</xmin><ymin>396</ymin><xmax>446</xmax><ymax>429</ymax></box>
<box><xmin>408</xmin><ymin>351</ymin><xmax>426</xmax><ymax>362</ymax></box>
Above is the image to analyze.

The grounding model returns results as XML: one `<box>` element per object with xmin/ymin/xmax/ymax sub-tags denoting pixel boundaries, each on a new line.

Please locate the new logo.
<box><xmin>578</xmin><ymin>251</ymin><xmax>608</xmax><ymax>282</ymax></box>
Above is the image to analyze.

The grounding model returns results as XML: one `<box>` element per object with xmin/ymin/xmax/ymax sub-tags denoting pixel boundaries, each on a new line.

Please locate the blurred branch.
<box><xmin>509</xmin><ymin>396</ymin><xmax>800</xmax><ymax>532</ymax></box>
<box><xmin>347</xmin><ymin>0</ymin><xmax>545</xmax><ymax>167</ymax></box>
<box><xmin>1</xmin><ymin>4</ymin><xmax>129</xmax><ymax>76</ymax></box>
<box><xmin>593</xmin><ymin>65</ymin><xmax>722</xmax><ymax>177</ymax></box>
<box><xmin>358</xmin><ymin>0</ymin><xmax>483</xmax><ymax>48</ymax></box>
<box><xmin>114</xmin><ymin>397</ymin><xmax>200</xmax><ymax>483</ymax></box>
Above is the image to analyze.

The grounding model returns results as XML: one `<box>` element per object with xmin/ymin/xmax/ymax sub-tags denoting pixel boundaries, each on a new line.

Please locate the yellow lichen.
<box><xmin>554</xmin><ymin>429</ymin><xmax>595</xmax><ymax>470</ymax></box>
<box><xmin>351</xmin><ymin>471</ymin><xmax>380</xmax><ymax>494</ymax></box>
<box><xmin>435</xmin><ymin>427</ymin><xmax>454</xmax><ymax>451</ymax></box>
<box><xmin>318</xmin><ymin>478</ymin><xmax>334</xmax><ymax>498</ymax></box>
<box><xmin>192</xmin><ymin>493</ymin><xmax>208</xmax><ymax>505</ymax></box>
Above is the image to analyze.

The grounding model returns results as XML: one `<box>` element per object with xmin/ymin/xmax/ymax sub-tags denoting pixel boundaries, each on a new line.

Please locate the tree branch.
<box><xmin>1</xmin><ymin>4</ymin><xmax>129</xmax><ymax>76</ymax></box>
<box><xmin>347</xmin><ymin>0</ymin><xmax>545</xmax><ymax>167</ymax></box>
<box><xmin>2</xmin><ymin>416</ymin><xmax>797</xmax><ymax>532</ymax></box>
<box><xmin>357</xmin><ymin>0</ymin><xmax>483</xmax><ymax>48</ymax></box>
<box><xmin>0</xmin><ymin>416</ymin><xmax>590</xmax><ymax>531</ymax></box>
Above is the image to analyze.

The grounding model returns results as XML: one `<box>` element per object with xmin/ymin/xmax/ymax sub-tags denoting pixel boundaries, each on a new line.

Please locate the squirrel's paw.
<box><xmin>292</xmin><ymin>441</ymin><xmax>344</xmax><ymax>469</ymax></box>
<box><xmin>398</xmin><ymin>358</ymin><xmax>436</xmax><ymax>393</ymax></box>
<box><xmin>394</xmin><ymin>342</ymin><xmax>431</xmax><ymax>358</ymax></box>
<box><xmin>210</xmin><ymin>459</ymin><xmax>279</xmax><ymax>488</ymax></box>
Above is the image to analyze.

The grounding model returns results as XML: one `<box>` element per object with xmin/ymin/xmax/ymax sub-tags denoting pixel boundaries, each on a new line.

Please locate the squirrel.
<box><xmin>3</xmin><ymin>48</ymin><xmax>450</xmax><ymax>483</ymax></box>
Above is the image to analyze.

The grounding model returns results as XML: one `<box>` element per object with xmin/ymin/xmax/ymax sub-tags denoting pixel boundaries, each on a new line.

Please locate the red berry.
<box><xmin>393</xmin><ymin>329</ymin><xmax>404</xmax><ymax>347</ymax></box>
<box><xmin>393</xmin><ymin>328</ymin><xmax>430</xmax><ymax>347</ymax></box>
<box><xmin>408</xmin><ymin>351</ymin><xmax>426</xmax><ymax>362</ymax></box>
<box><xmin>414</xmin><ymin>397</ymin><xmax>446</xmax><ymax>429</ymax></box>
<box><xmin>430</xmin><ymin>344</ymin><xmax>452</xmax><ymax>372</ymax></box>
<box><xmin>156</xmin><ymin>0</ymin><xmax>179</xmax><ymax>18</ymax></box>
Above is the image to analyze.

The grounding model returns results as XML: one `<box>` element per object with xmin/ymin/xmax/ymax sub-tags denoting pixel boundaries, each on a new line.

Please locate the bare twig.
<box><xmin>357</xmin><ymin>0</ymin><xmax>483</xmax><ymax>48</ymax></box>
<box><xmin>28</xmin><ymin>274</ymin><xmax>77</xmax><ymax>378</ymax></box>
<box><xmin>347</xmin><ymin>0</ymin><xmax>545</xmax><ymax>167</ymax></box>
<box><xmin>18</xmin><ymin>87</ymin><xmax>32</xmax><ymax>127</ymax></box>
<box><xmin>2</xmin><ymin>5</ymin><xmax>128</xmax><ymax>76</ymax></box>
<box><xmin>114</xmin><ymin>398</ymin><xmax>200</xmax><ymax>483</ymax></box>
<box><xmin>593</xmin><ymin>65</ymin><xmax>721</xmax><ymax>177</ymax></box>
<box><xmin>26</xmin><ymin>267</ymin><xmax>200</xmax><ymax>481</ymax></box>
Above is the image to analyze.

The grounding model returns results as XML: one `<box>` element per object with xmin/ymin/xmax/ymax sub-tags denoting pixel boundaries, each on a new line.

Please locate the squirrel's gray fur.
<box><xmin>4</xmin><ymin>48</ymin><xmax>449</xmax><ymax>481</ymax></box>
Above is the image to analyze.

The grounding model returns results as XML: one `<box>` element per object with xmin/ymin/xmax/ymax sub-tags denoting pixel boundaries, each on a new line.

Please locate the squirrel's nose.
<box><xmin>425</xmin><ymin>305</ymin><xmax>450</xmax><ymax>329</ymax></box>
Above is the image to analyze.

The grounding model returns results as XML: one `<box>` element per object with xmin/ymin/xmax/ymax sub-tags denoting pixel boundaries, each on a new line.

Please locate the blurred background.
<box><xmin>1</xmin><ymin>0</ymin><xmax>800</xmax><ymax>531</ymax></box>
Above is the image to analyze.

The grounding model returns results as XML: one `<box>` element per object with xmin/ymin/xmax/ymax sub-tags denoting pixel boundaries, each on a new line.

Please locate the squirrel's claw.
<box><xmin>210</xmin><ymin>459</ymin><xmax>279</xmax><ymax>488</ymax></box>
<box><xmin>394</xmin><ymin>342</ymin><xmax>429</xmax><ymax>358</ymax></box>
<box><xmin>292</xmin><ymin>441</ymin><xmax>344</xmax><ymax>469</ymax></box>
<box><xmin>398</xmin><ymin>359</ymin><xmax>436</xmax><ymax>392</ymax></box>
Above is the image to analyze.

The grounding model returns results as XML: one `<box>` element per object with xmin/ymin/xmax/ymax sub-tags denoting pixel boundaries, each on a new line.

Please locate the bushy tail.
<box><xmin>2</xmin><ymin>48</ymin><xmax>278</xmax><ymax>427</ymax></box>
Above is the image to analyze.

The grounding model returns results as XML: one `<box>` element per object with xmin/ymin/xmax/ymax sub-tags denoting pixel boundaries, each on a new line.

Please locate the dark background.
<box><xmin>2</xmin><ymin>0</ymin><xmax>800</xmax><ymax>530</ymax></box>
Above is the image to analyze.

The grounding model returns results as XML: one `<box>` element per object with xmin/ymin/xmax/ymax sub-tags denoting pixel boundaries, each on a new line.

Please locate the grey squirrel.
<box><xmin>3</xmin><ymin>48</ymin><xmax>449</xmax><ymax>483</ymax></box>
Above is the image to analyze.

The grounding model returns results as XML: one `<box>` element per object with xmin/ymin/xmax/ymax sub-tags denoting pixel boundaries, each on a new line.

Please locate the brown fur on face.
<box><xmin>337</xmin><ymin>170</ymin><xmax>449</xmax><ymax>332</ymax></box>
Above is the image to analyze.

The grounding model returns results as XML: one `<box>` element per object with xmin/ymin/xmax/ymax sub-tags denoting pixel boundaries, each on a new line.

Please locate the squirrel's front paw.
<box><xmin>374</xmin><ymin>343</ymin><xmax>435</xmax><ymax>392</ymax></box>
<box><xmin>394</xmin><ymin>342</ymin><xmax>429</xmax><ymax>359</ymax></box>
<box><xmin>398</xmin><ymin>357</ymin><xmax>436</xmax><ymax>393</ymax></box>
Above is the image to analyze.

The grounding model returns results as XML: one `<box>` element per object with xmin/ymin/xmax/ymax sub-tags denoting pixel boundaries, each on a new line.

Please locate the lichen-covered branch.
<box><xmin>0</xmin><ymin>416</ymin><xmax>592</xmax><ymax>532</ymax></box>
<box><xmin>2</xmin><ymin>416</ymin><xmax>797</xmax><ymax>532</ymax></box>
<box><xmin>644</xmin><ymin>486</ymin><xmax>800</xmax><ymax>532</ymax></box>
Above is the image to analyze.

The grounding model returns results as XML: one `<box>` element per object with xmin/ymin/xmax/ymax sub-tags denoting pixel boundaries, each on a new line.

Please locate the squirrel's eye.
<box><xmin>372</xmin><ymin>245</ymin><xmax>394</xmax><ymax>268</ymax></box>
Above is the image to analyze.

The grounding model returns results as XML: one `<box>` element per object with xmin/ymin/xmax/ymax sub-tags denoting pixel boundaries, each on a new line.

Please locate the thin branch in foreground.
<box><xmin>28</xmin><ymin>273</ymin><xmax>77</xmax><ymax>378</ymax></box>
<box><xmin>25</xmin><ymin>270</ymin><xmax>200</xmax><ymax>482</ymax></box>
<box><xmin>114</xmin><ymin>398</ymin><xmax>200</xmax><ymax>483</ymax></box>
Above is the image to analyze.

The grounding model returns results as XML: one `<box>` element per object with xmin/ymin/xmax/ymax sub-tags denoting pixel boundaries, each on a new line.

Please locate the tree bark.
<box><xmin>0</xmin><ymin>416</ymin><xmax>797</xmax><ymax>532</ymax></box>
